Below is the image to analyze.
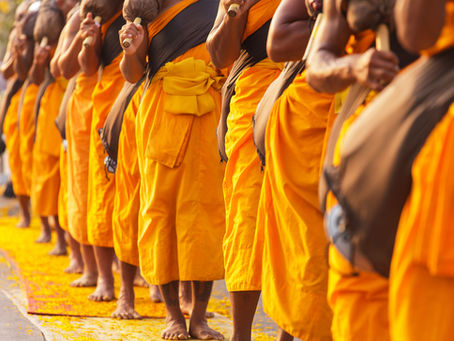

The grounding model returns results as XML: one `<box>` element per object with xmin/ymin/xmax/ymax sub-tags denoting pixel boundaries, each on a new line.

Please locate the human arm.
<box><xmin>77</xmin><ymin>13</ymin><xmax>101</xmax><ymax>76</ymax></box>
<box><xmin>57</xmin><ymin>11</ymin><xmax>84</xmax><ymax>79</ymax></box>
<box><xmin>206</xmin><ymin>0</ymin><xmax>259</xmax><ymax>68</ymax></box>
<box><xmin>306</xmin><ymin>0</ymin><xmax>398</xmax><ymax>93</ymax></box>
<box><xmin>394</xmin><ymin>0</ymin><xmax>446</xmax><ymax>52</ymax></box>
<box><xmin>119</xmin><ymin>21</ymin><xmax>148</xmax><ymax>83</ymax></box>
<box><xmin>266</xmin><ymin>0</ymin><xmax>311</xmax><ymax>62</ymax></box>
<box><xmin>13</xmin><ymin>34</ymin><xmax>35</xmax><ymax>81</ymax></box>
<box><xmin>29</xmin><ymin>43</ymin><xmax>51</xmax><ymax>85</ymax></box>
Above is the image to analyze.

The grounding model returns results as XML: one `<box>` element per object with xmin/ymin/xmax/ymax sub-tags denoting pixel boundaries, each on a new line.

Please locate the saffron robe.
<box><xmin>137</xmin><ymin>0</ymin><xmax>225</xmax><ymax>285</ymax></box>
<box><xmin>223</xmin><ymin>0</ymin><xmax>282</xmax><ymax>292</ymax></box>
<box><xmin>389</xmin><ymin>4</ymin><xmax>454</xmax><ymax>340</ymax></box>
<box><xmin>86</xmin><ymin>13</ymin><xmax>126</xmax><ymax>248</ymax></box>
<box><xmin>256</xmin><ymin>71</ymin><xmax>333</xmax><ymax>340</ymax></box>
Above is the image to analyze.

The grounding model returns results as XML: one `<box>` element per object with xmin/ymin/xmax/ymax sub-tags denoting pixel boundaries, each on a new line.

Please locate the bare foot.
<box><xmin>16</xmin><ymin>217</ymin><xmax>30</xmax><ymax>228</ymax></box>
<box><xmin>189</xmin><ymin>319</ymin><xmax>224</xmax><ymax>340</ymax></box>
<box><xmin>134</xmin><ymin>273</ymin><xmax>150</xmax><ymax>288</ymax></box>
<box><xmin>49</xmin><ymin>243</ymin><xmax>67</xmax><ymax>256</ymax></box>
<box><xmin>88</xmin><ymin>280</ymin><xmax>115</xmax><ymax>302</ymax></box>
<box><xmin>150</xmin><ymin>285</ymin><xmax>163</xmax><ymax>303</ymax></box>
<box><xmin>162</xmin><ymin>317</ymin><xmax>188</xmax><ymax>340</ymax></box>
<box><xmin>35</xmin><ymin>232</ymin><xmax>51</xmax><ymax>243</ymax></box>
<box><xmin>70</xmin><ymin>272</ymin><xmax>98</xmax><ymax>287</ymax></box>
<box><xmin>65</xmin><ymin>258</ymin><xmax>84</xmax><ymax>274</ymax></box>
<box><xmin>112</xmin><ymin>292</ymin><xmax>142</xmax><ymax>319</ymax></box>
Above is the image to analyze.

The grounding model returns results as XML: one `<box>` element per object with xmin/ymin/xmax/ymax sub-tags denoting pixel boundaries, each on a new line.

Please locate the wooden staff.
<box><xmin>227</xmin><ymin>3</ymin><xmax>240</xmax><ymax>17</ymax></box>
<box><xmin>40</xmin><ymin>36</ymin><xmax>48</xmax><ymax>47</ymax></box>
<box><xmin>83</xmin><ymin>16</ymin><xmax>102</xmax><ymax>48</ymax></box>
<box><xmin>375</xmin><ymin>24</ymin><xmax>390</xmax><ymax>52</ymax></box>
<box><xmin>122</xmin><ymin>17</ymin><xmax>142</xmax><ymax>48</ymax></box>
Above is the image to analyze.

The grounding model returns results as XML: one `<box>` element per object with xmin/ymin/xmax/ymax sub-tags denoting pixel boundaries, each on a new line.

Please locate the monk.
<box><xmin>206</xmin><ymin>0</ymin><xmax>285</xmax><ymax>340</ymax></box>
<box><xmin>389</xmin><ymin>1</ymin><xmax>454</xmax><ymax>340</ymax></box>
<box><xmin>0</xmin><ymin>3</ymin><xmax>30</xmax><ymax>228</ymax></box>
<box><xmin>56</xmin><ymin>4</ymin><xmax>98</xmax><ymax>279</ymax></box>
<box><xmin>50</xmin><ymin>0</ymin><xmax>83</xmax><ymax>270</ymax></box>
<box><xmin>250</xmin><ymin>0</ymin><xmax>333</xmax><ymax>339</ymax></box>
<box><xmin>78</xmin><ymin>0</ymin><xmax>126</xmax><ymax>301</ymax></box>
<box><xmin>305</xmin><ymin>0</ymin><xmax>400</xmax><ymax>340</ymax></box>
<box><xmin>119</xmin><ymin>0</ymin><xmax>225</xmax><ymax>338</ymax></box>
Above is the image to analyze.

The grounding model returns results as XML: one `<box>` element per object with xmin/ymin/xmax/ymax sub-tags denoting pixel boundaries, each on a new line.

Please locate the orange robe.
<box><xmin>66</xmin><ymin>72</ymin><xmax>97</xmax><ymax>245</ymax></box>
<box><xmin>58</xmin><ymin>144</ymin><xmax>68</xmax><ymax>231</ymax></box>
<box><xmin>389</xmin><ymin>4</ymin><xmax>454</xmax><ymax>340</ymax></box>
<box><xmin>3</xmin><ymin>86</ymin><xmax>26</xmax><ymax>196</ymax></box>
<box><xmin>256</xmin><ymin>72</ymin><xmax>333</xmax><ymax>340</ymax></box>
<box><xmin>137</xmin><ymin>0</ymin><xmax>225</xmax><ymax>285</ymax></box>
<box><xmin>31</xmin><ymin>78</ymin><xmax>67</xmax><ymax>216</ymax></box>
<box><xmin>86</xmin><ymin>15</ymin><xmax>125</xmax><ymax>248</ymax></box>
<box><xmin>112</xmin><ymin>85</ymin><xmax>143</xmax><ymax>266</ymax></box>
<box><xmin>323</xmin><ymin>31</ymin><xmax>391</xmax><ymax>341</ymax></box>
<box><xmin>18</xmin><ymin>82</ymin><xmax>39</xmax><ymax>197</ymax></box>
<box><xmin>223</xmin><ymin>0</ymin><xmax>282</xmax><ymax>293</ymax></box>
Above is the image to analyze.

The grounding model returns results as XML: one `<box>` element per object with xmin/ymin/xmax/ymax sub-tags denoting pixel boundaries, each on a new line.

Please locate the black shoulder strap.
<box><xmin>146</xmin><ymin>0</ymin><xmax>219</xmax><ymax>81</ymax></box>
<box><xmin>55</xmin><ymin>76</ymin><xmax>77</xmax><ymax>140</ymax></box>
<box><xmin>101</xmin><ymin>15</ymin><xmax>126</xmax><ymax>67</ymax></box>
<box><xmin>0</xmin><ymin>78</ymin><xmax>24</xmax><ymax>134</ymax></box>
<box><xmin>34</xmin><ymin>70</ymin><xmax>55</xmax><ymax>126</ymax></box>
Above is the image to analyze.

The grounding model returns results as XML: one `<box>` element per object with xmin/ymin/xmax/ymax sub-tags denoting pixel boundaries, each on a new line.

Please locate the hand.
<box><xmin>352</xmin><ymin>48</ymin><xmax>399</xmax><ymax>91</ymax></box>
<box><xmin>33</xmin><ymin>44</ymin><xmax>51</xmax><ymax>65</ymax></box>
<box><xmin>12</xmin><ymin>34</ymin><xmax>27</xmax><ymax>56</ymax></box>
<box><xmin>79</xmin><ymin>12</ymin><xmax>100</xmax><ymax>47</ymax></box>
<box><xmin>222</xmin><ymin>0</ymin><xmax>260</xmax><ymax>19</ymax></box>
<box><xmin>119</xmin><ymin>21</ymin><xmax>145</xmax><ymax>55</ymax></box>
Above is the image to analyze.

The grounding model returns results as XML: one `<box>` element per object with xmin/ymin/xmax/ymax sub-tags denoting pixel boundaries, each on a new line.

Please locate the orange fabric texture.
<box><xmin>58</xmin><ymin>145</ymin><xmax>68</xmax><ymax>231</ymax></box>
<box><xmin>112</xmin><ymin>85</ymin><xmax>143</xmax><ymax>266</ymax></box>
<box><xmin>256</xmin><ymin>72</ymin><xmax>333</xmax><ymax>340</ymax></box>
<box><xmin>31</xmin><ymin>80</ymin><xmax>66</xmax><ymax>216</ymax></box>
<box><xmin>223</xmin><ymin>61</ymin><xmax>281</xmax><ymax>292</ymax></box>
<box><xmin>18</xmin><ymin>83</ymin><xmax>39</xmax><ymax>196</ymax></box>
<box><xmin>3</xmin><ymin>87</ymin><xmax>26</xmax><ymax>195</ymax></box>
<box><xmin>137</xmin><ymin>11</ymin><xmax>225</xmax><ymax>284</ymax></box>
<box><xmin>390</xmin><ymin>104</ymin><xmax>454</xmax><ymax>341</ymax></box>
<box><xmin>67</xmin><ymin>73</ymin><xmax>97</xmax><ymax>245</ymax></box>
<box><xmin>86</xmin><ymin>54</ymin><xmax>124</xmax><ymax>248</ymax></box>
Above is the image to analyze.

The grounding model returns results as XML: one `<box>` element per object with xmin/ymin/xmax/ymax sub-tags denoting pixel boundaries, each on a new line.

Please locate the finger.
<box><xmin>371</xmin><ymin>59</ymin><xmax>400</xmax><ymax>73</ymax></box>
<box><xmin>374</xmin><ymin>50</ymin><xmax>399</xmax><ymax>65</ymax></box>
<box><xmin>370</xmin><ymin>68</ymin><xmax>397</xmax><ymax>84</ymax></box>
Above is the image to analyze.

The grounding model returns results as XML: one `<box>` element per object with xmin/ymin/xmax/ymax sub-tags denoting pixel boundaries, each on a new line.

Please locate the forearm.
<box><xmin>30</xmin><ymin>61</ymin><xmax>46</xmax><ymax>85</ymax></box>
<box><xmin>59</xmin><ymin>32</ymin><xmax>84</xmax><ymax>79</ymax></box>
<box><xmin>267</xmin><ymin>20</ymin><xmax>310</xmax><ymax>62</ymax></box>
<box><xmin>206</xmin><ymin>13</ymin><xmax>247</xmax><ymax>68</ymax></box>
<box><xmin>1</xmin><ymin>56</ymin><xmax>15</xmax><ymax>79</ymax></box>
<box><xmin>120</xmin><ymin>53</ymin><xmax>146</xmax><ymax>83</ymax></box>
<box><xmin>14</xmin><ymin>49</ymin><xmax>33</xmax><ymax>81</ymax></box>
<box><xmin>395</xmin><ymin>0</ymin><xmax>445</xmax><ymax>52</ymax></box>
<box><xmin>306</xmin><ymin>51</ymin><xmax>359</xmax><ymax>93</ymax></box>
<box><xmin>78</xmin><ymin>44</ymin><xmax>100</xmax><ymax>76</ymax></box>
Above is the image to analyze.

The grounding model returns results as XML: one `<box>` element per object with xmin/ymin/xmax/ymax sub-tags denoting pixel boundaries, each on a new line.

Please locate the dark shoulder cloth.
<box><xmin>34</xmin><ymin>70</ymin><xmax>54</xmax><ymax>127</ymax></box>
<box><xmin>55</xmin><ymin>76</ymin><xmax>77</xmax><ymax>140</ymax></box>
<box><xmin>99</xmin><ymin>77</ymin><xmax>145</xmax><ymax>173</ymax></box>
<box><xmin>322</xmin><ymin>46</ymin><xmax>454</xmax><ymax>278</ymax></box>
<box><xmin>146</xmin><ymin>0</ymin><xmax>219</xmax><ymax>81</ymax></box>
<box><xmin>0</xmin><ymin>78</ymin><xmax>24</xmax><ymax>135</ymax></box>
<box><xmin>101</xmin><ymin>15</ymin><xmax>126</xmax><ymax>67</ymax></box>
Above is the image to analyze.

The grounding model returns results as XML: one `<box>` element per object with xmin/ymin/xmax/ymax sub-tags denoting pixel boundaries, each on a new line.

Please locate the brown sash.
<box><xmin>54</xmin><ymin>76</ymin><xmax>76</xmax><ymax>140</ymax></box>
<box><xmin>0</xmin><ymin>78</ymin><xmax>24</xmax><ymax>134</ymax></box>
<box><xmin>322</xmin><ymin>46</ymin><xmax>454</xmax><ymax>277</ymax></box>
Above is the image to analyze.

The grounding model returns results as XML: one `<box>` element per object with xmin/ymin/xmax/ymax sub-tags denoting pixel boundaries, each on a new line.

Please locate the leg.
<box><xmin>35</xmin><ymin>216</ymin><xmax>52</xmax><ymax>243</ymax></box>
<box><xmin>64</xmin><ymin>232</ymin><xmax>84</xmax><ymax>274</ymax></box>
<box><xmin>277</xmin><ymin>328</ymin><xmax>294</xmax><ymax>341</ymax></box>
<box><xmin>150</xmin><ymin>285</ymin><xmax>163</xmax><ymax>303</ymax></box>
<box><xmin>134</xmin><ymin>268</ymin><xmax>150</xmax><ymax>287</ymax></box>
<box><xmin>229</xmin><ymin>291</ymin><xmax>260</xmax><ymax>341</ymax></box>
<box><xmin>179</xmin><ymin>281</ymin><xmax>192</xmax><ymax>315</ymax></box>
<box><xmin>71</xmin><ymin>244</ymin><xmax>98</xmax><ymax>287</ymax></box>
<box><xmin>16</xmin><ymin>195</ymin><xmax>30</xmax><ymax>228</ymax></box>
<box><xmin>48</xmin><ymin>215</ymin><xmax>67</xmax><ymax>256</ymax></box>
<box><xmin>89</xmin><ymin>246</ymin><xmax>115</xmax><ymax>301</ymax></box>
<box><xmin>160</xmin><ymin>281</ymin><xmax>188</xmax><ymax>340</ymax></box>
<box><xmin>112</xmin><ymin>261</ymin><xmax>141</xmax><ymax>319</ymax></box>
<box><xmin>189</xmin><ymin>281</ymin><xmax>224</xmax><ymax>340</ymax></box>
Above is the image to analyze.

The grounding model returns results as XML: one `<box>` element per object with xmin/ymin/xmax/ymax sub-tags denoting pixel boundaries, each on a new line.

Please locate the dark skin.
<box><xmin>306</xmin><ymin>0</ymin><xmax>399</xmax><ymax>93</ymax></box>
<box><xmin>119</xmin><ymin>4</ymin><xmax>223</xmax><ymax>339</ymax></box>
<box><xmin>266</xmin><ymin>0</ymin><xmax>311</xmax><ymax>62</ymax></box>
<box><xmin>13</xmin><ymin>34</ymin><xmax>35</xmax><ymax>81</ymax></box>
<box><xmin>77</xmin><ymin>12</ymin><xmax>102</xmax><ymax>76</ymax></box>
<box><xmin>206</xmin><ymin>0</ymin><xmax>260</xmax><ymax>69</ymax></box>
<box><xmin>29</xmin><ymin>43</ymin><xmax>52</xmax><ymax>85</ymax></box>
<box><xmin>57</xmin><ymin>11</ymin><xmax>84</xmax><ymax>79</ymax></box>
<box><xmin>395</xmin><ymin>0</ymin><xmax>446</xmax><ymax>52</ymax></box>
